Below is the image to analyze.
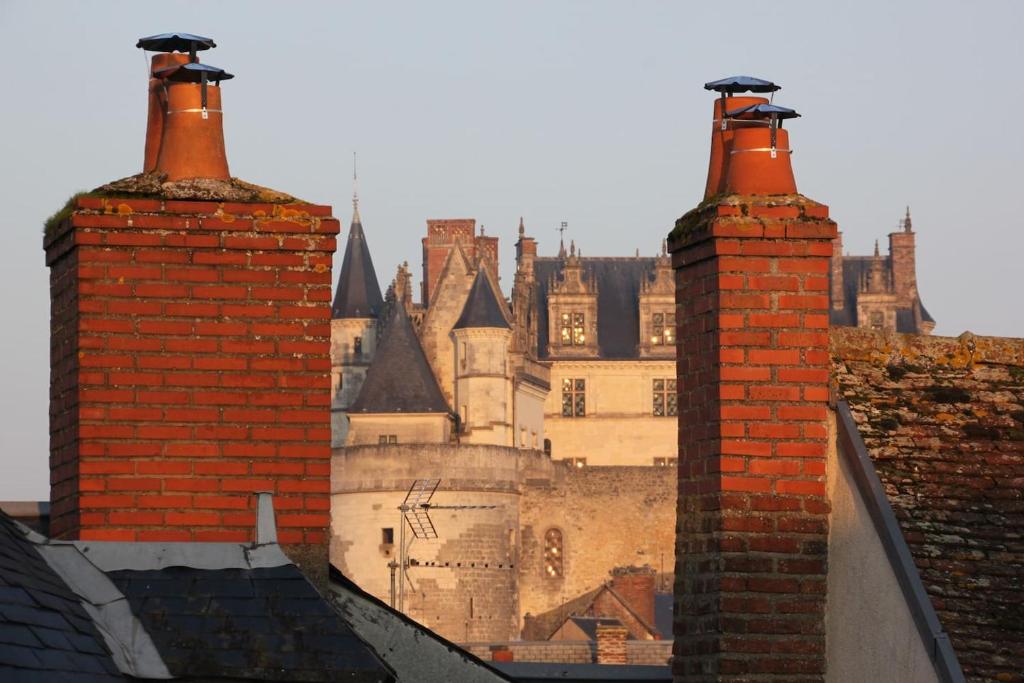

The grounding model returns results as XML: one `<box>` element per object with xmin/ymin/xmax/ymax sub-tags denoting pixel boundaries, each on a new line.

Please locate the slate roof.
<box><xmin>333</xmin><ymin>212</ymin><xmax>384</xmax><ymax>319</ymax></box>
<box><xmin>349</xmin><ymin>304</ymin><xmax>450</xmax><ymax>414</ymax></box>
<box><xmin>108</xmin><ymin>566</ymin><xmax>392</xmax><ymax>682</ymax></box>
<box><xmin>829</xmin><ymin>256</ymin><xmax>934</xmax><ymax>331</ymax></box>
<box><xmin>0</xmin><ymin>513</ymin><xmax>123</xmax><ymax>682</ymax></box>
<box><xmin>832</xmin><ymin>328</ymin><xmax>1024</xmax><ymax>681</ymax></box>
<box><xmin>454</xmin><ymin>269</ymin><xmax>510</xmax><ymax>330</ymax></box>
<box><xmin>533</xmin><ymin>257</ymin><xmax>658</xmax><ymax>360</ymax></box>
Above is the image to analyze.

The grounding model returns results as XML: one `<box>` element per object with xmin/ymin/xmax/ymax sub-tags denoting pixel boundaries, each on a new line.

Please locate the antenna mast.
<box><xmin>391</xmin><ymin>479</ymin><xmax>500</xmax><ymax>613</ymax></box>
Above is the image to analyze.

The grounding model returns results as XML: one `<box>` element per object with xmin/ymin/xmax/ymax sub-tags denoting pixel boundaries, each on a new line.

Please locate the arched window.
<box><xmin>543</xmin><ymin>528</ymin><xmax>564</xmax><ymax>578</ymax></box>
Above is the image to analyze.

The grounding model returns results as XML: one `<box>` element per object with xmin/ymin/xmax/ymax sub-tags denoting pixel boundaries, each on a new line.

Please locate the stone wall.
<box><xmin>543</xmin><ymin>359</ymin><xmax>678</xmax><ymax>465</ymax></box>
<box><xmin>331</xmin><ymin>445</ymin><xmax>677</xmax><ymax>641</ymax></box>
<box><xmin>332</xmin><ymin>444</ymin><xmax>528</xmax><ymax>641</ymax></box>
<box><xmin>518</xmin><ymin>464</ymin><xmax>676</xmax><ymax>623</ymax></box>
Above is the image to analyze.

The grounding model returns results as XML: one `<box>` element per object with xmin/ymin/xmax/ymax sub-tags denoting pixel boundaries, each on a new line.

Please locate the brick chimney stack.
<box><xmin>610</xmin><ymin>566</ymin><xmax>657</xmax><ymax>633</ymax></box>
<box><xmin>669</xmin><ymin>78</ymin><xmax>835</xmax><ymax>681</ymax></box>
<box><xmin>43</xmin><ymin>35</ymin><xmax>339</xmax><ymax>581</ymax></box>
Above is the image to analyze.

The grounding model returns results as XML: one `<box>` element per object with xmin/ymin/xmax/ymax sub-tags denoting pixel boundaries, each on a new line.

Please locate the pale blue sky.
<box><xmin>1</xmin><ymin>1</ymin><xmax>1021</xmax><ymax>499</ymax></box>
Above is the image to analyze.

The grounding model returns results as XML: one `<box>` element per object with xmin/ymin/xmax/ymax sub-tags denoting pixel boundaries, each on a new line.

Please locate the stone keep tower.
<box><xmin>43</xmin><ymin>34</ymin><xmax>338</xmax><ymax>579</ymax></box>
<box><xmin>452</xmin><ymin>269</ymin><xmax>514</xmax><ymax>446</ymax></box>
<box><xmin>330</xmin><ymin>191</ymin><xmax>384</xmax><ymax>447</ymax></box>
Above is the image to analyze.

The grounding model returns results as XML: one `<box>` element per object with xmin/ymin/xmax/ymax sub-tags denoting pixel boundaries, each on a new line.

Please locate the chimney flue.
<box><xmin>722</xmin><ymin>103</ymin><xmax>800</xmax><ymax>195</ymax></box>
<box><xmin>702</xmin><ymin>76</ymin><xmax>780</xmax><ymax>199</ymax></box>
<box><xmin>144</xmin><ymin>52</ymin><xmax>192</xmax><ymax>172</ymax></box>
<box><xmin>136</xmin><ymin>33</ymin><xmax>229</xmax><ymax>181</ymax></box>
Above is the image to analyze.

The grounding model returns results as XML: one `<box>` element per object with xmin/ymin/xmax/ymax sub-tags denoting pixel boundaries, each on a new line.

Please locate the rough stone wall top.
<box><xmin>831</xmin><ymin>326</ymin><xmax>1024</xmax><ymax>681</ymax></box>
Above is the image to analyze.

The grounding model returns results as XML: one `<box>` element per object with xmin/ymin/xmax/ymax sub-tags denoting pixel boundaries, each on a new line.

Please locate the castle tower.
<box><xmin>330</xmin><ymin>179</ymin><xmax>384</xmax><ymax>447</ymax></box>
<box><xmin>452</xmin><ymin>269</ymin><xmax>514</xmax><ymax>446</ymax></box>
<box><xmin>346</xmin><ymin>304</ymin><xmax>451</xmax><ymax>445</ymax></box>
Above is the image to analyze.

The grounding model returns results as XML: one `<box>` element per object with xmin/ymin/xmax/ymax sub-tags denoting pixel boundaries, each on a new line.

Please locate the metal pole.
<box><xmin>398</xmin><ymin>508</ymin><xmax>407</xmax><ymax>613</ymax></box>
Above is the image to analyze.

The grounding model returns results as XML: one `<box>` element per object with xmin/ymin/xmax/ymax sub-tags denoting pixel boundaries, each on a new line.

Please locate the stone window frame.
<box><xmin>653</xmin><ymin>457</ymin><xmax>678</xmax><ymax>467</ymax></box>
<box><xmin>543</xmin><ymin>527</ymin><xmax>564</xmax><ymax>579</ymax></box>
<box><xmin>559</xmin><ymin>311</ymin><xmax>587</xmax><ymax>346</ymax></box>
<box><xmin>561</xmin><ymin>378</ymin><xmax>586</xmax><ymax>417</ymax></box>
<box><xmin>354</xmin><ymin>336</ymin><xmax>363</xmax><ymax>356</ymax></box>
<box><xmin>378</xmin><ymin>434</ymin><xmax>398</xmax><ymax>444</ymax></box>
<box><xmin>650</xmin><ymin>310</ymin><xmax>676</xmax><ymax>346</ymax></box>
<box><xmin>652</xmin><ymin>378</ymin><xmax>678</xmax><ymax>417</ymax></box>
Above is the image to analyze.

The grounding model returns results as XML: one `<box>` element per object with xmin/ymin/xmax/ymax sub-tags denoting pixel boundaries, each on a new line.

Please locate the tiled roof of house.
<box><xmin>349</xmin><ymin>304</ymin><xmax>450</xmax><ymax>414</ymax></box>
<box><xmin>0</xmin><ymin>501</ymin><xmax>397</xmax><ymax>682</ymax></box>
<box><xmin>108</xmin><ymin>566</ymin><xmax>391</xmax><ymax>681</ymax></box>
<box><xmin>0</xmin><ymin>513</ymin><xmax>123</xmax><ymax>682</ymax></box>
<box><xmin>832</xmin><ymin>327</ymin><xmax>1024</xmax><ymax>681</ymax></box>
<box><xmin>533</xmin><ymin>257</ymin><xmax>658</xmax><ymax>360</ymax></box>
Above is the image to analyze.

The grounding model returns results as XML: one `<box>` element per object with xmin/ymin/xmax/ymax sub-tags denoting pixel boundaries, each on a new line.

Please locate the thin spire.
<box><xmin>557</xmin><ymin>221</ymin><xmax>568</xmax><ymax>258</ymax></box>
<box><xmin>904</xmin><ymin>205</ymin><xmax>912</xmax><ymax>232</ymax></box>
<box><xmin>874</xmin><ymin>239</ymin><xmax>880</xmax><ymax>257</ymax></box>
<box><xmin>518</xmin><ymin>217</ymin><xmax>525</xmax><ymax>237</ymax></box>
<box><xmin>352</xmin><ymin>152</ymin><xmax>361</xmax><ymax>224</ymax></box>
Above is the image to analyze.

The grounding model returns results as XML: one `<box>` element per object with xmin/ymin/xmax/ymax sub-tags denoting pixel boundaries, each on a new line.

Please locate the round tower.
<box><xmin>451</xmin><ymin>269</ymin><xmax>514</xmax><ymax>446</ymax></box>
<box><xmin>330</xmin><ymin>185</ymin><xmax>384</xmax><ymax>447</ymax></box>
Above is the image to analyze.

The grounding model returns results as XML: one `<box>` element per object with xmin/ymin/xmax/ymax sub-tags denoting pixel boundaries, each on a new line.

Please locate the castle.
<box><xmin>326</xmin><ymin>160</ymin><xmax>935</xmax><ymax>643</ymax></box>
<box><xmin>11</xmin><ymin>32</ymin><xmax>1018</xmax><ymax>680</ymax></box>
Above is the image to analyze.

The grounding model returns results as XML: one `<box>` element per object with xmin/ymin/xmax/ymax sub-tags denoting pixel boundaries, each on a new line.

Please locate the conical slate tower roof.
<box><xmin>453</xmin><ymin>268</ymin><xmax>510</xmax><ymax>330</ymax></box>
<box><xmin>332</xmin><ymin>205</ymin><xmax>384</xmax><ymax>319</ymax></box>
<box><xmin>349</xmin><ymin>305</ymin><xmax>449</xmax><ymax>414</ymax></box>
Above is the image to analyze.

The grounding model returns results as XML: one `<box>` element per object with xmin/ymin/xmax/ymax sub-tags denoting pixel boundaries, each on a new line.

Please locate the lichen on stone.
<box><xmin>95</xmin><ymin>172</ymin><xmax>302</xmax><ymax>204</ymax></box>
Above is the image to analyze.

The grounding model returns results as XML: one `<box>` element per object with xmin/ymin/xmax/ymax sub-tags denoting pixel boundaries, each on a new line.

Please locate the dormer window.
<box><xmin>651</xmin><ymin>312</ymin><xmax>675</xmax><ymax>345</ymax></box>
<box><xmin>560</xmin><ymin>312</ymin><xmax>586</xmax><ymax>346</ymax></box>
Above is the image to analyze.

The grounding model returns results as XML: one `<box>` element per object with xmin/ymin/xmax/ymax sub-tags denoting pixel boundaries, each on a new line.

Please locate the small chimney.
<box><xmin>595</xmin><ymin>624</ymin><xmax>629</xmax><ymax>665</ymax></box>
<box><xmin>610</xmin><ymin>566</ymin><xmax>656</xmax><ymax>632</ymax></box>
<box><xmin>702</xmin><ymin>76</ymin><xmax>779</xmax><ymax>198</ymax></box>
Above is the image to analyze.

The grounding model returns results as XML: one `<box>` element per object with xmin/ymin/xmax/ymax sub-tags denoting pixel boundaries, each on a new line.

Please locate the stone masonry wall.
<box><xmin>519</xmin><ymin>464</ymin><xmax>676</xmax><ymax>624</ymax></box>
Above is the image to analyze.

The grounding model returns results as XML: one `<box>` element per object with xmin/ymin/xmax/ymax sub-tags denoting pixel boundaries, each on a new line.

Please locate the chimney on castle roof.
<box><xmin>137</xmin><ymin>33</ymin><xmax>232</xmax><ymax>181</ymax></box>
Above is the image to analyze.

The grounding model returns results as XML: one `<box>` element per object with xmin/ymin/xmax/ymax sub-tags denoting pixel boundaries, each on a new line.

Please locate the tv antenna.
<box><xmin>389</xmin><ymin>479</ymin><xmax>501</xmax><ymax>613</ymax></box>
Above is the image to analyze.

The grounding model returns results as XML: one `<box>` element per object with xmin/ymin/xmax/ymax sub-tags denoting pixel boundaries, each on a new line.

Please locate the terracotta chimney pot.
<box><xmin>724</xmin><ymin>126</ymin><xmax>797</xmax><ymax>195</ymax></box>
<box><xmin>703</xmin><ymin>95</ymin><xmax>769</xmax><ymax>199</ymax></box>
<box><xmin>155</xmin><ymin>81</ymin><xmax>230</xmax><ymax>181</ymax></box>
<box><xmin>143</xmin><ymin>52</ymin><xmax>192</xmax><ymax>173</ymax></box>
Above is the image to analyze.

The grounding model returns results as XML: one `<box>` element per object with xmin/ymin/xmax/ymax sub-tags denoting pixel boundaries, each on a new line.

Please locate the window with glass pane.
<box><xmin>544</xmin><ymin>528</ymin><xmax>563</xmax><ymax>578</ymax></box>
<box><xmin>560</xmin><ymin>311</ymin><xmax>586</xmax><ymax>346</ymax></box>
<box><xmin>572</xmin><ymin>313</ymin><xmax>585</xmax><ymax>345</ymax></box>
<box><xmin>653</xmin><ymin>378</ymin><xmax>677</xmax><ymax>417</ymax></box>
<box><xmin>651</xmin><ymin>311</ymin><xmax>676</xmax><ymax>345</ymax></box>
<box><xmin>561</xmin><ymin>378</ymin><xmax>585</xmax><ymax>417</ymax></box>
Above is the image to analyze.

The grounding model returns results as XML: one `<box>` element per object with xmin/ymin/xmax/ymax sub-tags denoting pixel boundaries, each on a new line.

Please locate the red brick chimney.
<box><xmin>43</xmin><ymin>36</ymin><xmax>339</xmax><ymax>581</ymax></box>
<box><xmin>610</xmin><ymin>566</ymin><xmax>657</xmax><ymax>632</ymax></box>
<box><xmin>669</xmin><ymin>83</ymin><xmax>834</xmax><ymax>681</ymax></box>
